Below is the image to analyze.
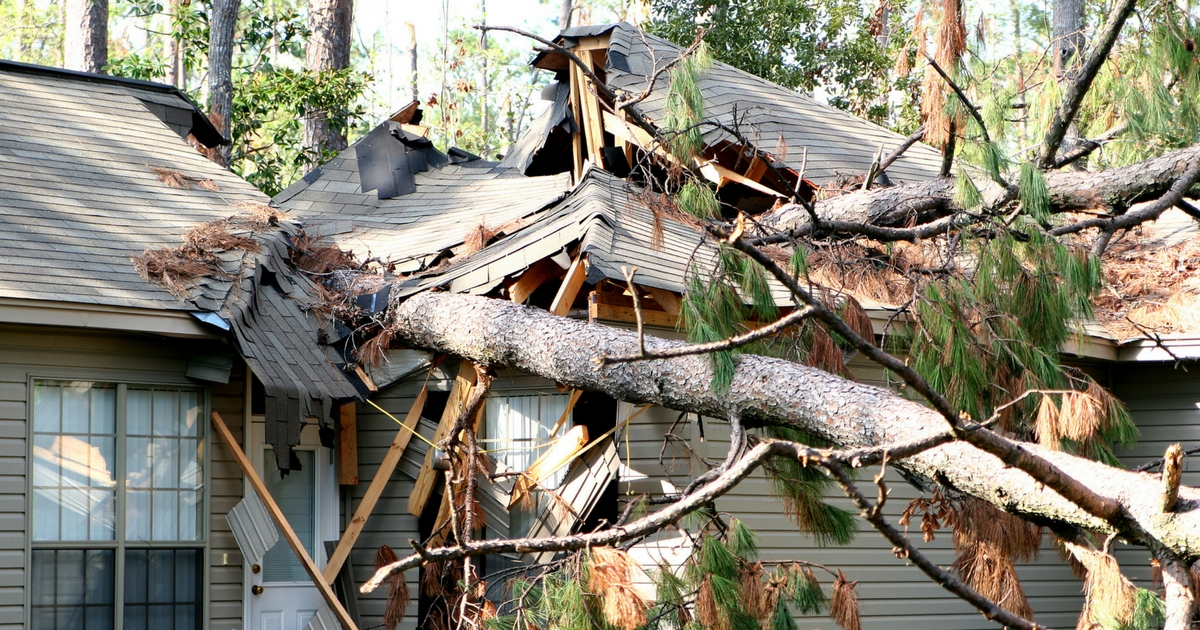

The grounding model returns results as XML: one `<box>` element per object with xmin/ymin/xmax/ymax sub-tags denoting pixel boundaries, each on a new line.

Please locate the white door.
<box><xmin>246</xmin><ymin>421</ymin><xmax>338</xmax><ymax>630</ymax></box>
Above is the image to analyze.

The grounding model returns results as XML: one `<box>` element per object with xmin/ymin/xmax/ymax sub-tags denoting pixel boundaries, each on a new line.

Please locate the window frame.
<box><xmin>24</xmin><ymin>375</ymin><xmax>212</xmax><ymax>630</ymax></box>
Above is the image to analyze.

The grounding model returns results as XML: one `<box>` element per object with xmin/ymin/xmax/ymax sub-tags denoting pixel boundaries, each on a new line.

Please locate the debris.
<box><xmin>150</xmin><ymin>165</ymin><xmax>221</xmax><ymax>191</ymax></box>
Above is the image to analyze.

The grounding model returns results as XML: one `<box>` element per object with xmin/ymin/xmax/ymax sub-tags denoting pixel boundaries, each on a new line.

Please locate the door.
<box><xmin>245</xmin><ymin>421</ymin><xmax>338</xmax><ymax>630</ymax></box>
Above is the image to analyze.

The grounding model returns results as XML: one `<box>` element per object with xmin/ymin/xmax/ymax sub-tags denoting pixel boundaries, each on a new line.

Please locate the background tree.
<box><xmin>64</xmin><ymin>0</ymin><xmax>108</xmax><ymax>72</ymax></box>
<box><xmin>302</xmin><ymin>0</ymin><xmax>354</xmax><ymax>165</ymax></box>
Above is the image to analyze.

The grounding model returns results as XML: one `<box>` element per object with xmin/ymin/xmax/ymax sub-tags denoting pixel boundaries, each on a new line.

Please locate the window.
<box><xmin>30</xmin><ymin>381</ymin><xmax>205</xmax><ymax>630</ymax></box>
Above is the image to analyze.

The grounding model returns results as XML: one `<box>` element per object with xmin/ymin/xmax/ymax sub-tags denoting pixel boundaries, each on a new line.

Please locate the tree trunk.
<box><xmin>405</xmin><ymin>22</ymin><xmax>418</xmax><ymax>103</ymax></box>
<box><xmin>763</xmin><ymin>145</ymin><xmax>1200</xmax><ymax>234</ymax></box>
<box><xmin>480</xmin><ymin>0</ymin><xmax>490</xmax><ymax>158</ymax></box>
<box><xmin>64</xmin><ymin>0</ymin><xmax>108</xmax><ymax>73</ymax></box>
<box><xmin>303</xmin><ymin>0</ymin><xmax>354</xmax><ymax>167</ymax></box>
<box><xmin>207</xmin><ymin>0</ymin><xmax>241</xmax><ymax>168</ymax></box>
<box><xmin>382</xmin><ymin>290</ymin><xmax>1200</xmax><ymax>558</ymax></box>
<box><xmin>165</xmin><ymin>0</ymin><xmax>181</xmax><ymax>88</ymax></box>
<box><xmin>1052</xmin><ymin>0</ymin><xmax>1085</xmax><ymax>77</ymax></box>
<box><xmin>559</xmin><ymin>0</ymin><xmax>572</xmax><ymax>30</ymax></box>
<box><xmin>1161</xmin><ymin>557</ymin><xmax>1197</xmax><ymax>630</ymax></box>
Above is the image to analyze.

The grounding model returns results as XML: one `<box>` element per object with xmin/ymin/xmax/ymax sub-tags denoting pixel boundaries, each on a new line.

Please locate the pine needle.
<box><xmin>786</xmin><ymin>564</ymin><xmax>826</xmax><ymax>614</ymax></box>
<box><xmin>375</xmin><ymin>545</ymin><xmax>410</xmax><ymax>628</ymax></box>
<box><xmin>601</xmin><ymin>583</ymin><xmax>648</xmax><ymax>630</ymax></box>
<box><xmin>830</xmin><ymin>570</ymin><xmax>861</xmax><ymax>630</ymax></box>
<box><xmin>740</xmin><ymin>562</ymin><xmax>773</xmax><ymax>621</ymax></box>
<box><xmin>1018</xmin><ymin>162</ymin><xmax>1051</xmax><ymax>222</ymax></box>
<box><xmin>697</xmin><ymin>576</ymin><xmax>723</xmax><ymax>630</ymax></box>
<box><xmin>1069</xmin><ymin>544</ymin><xmax>1140</xmax><ymax>629</ymax></box>
<box><xmin>1035</xmin><ymin>394</ymin><xmax>1061</xmax><ymax>449</ymax></box>
<box><xmin>152</xmin><ymin>166</ymin><xmax>190</xmax><ymax>189</ymax></box>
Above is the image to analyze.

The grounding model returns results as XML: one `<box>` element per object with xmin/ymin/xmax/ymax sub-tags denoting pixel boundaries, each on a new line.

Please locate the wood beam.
<box><xmin>338</xmin><ymin>403</ymin><xmax>358</xmax><ymax>486</ymax></box>
<box><xmin>568</xmin><ymin>63</ymin><xmax>585</xmax><ymax>181</ymax></box>
<box><xmin>550</xmin><ymin>255</ymin><xmax>588</xmax><ymax>316</ymax></box>
<box><xmin>324</xmin><ymin>385</ymin><xmax>428</xmax><ymax>583</ymax></box>
<box><xmin>509</xmin><ymin>257</ymin><xmax>565</xmax><ymax>305</ymax></box>
<box><xmin>643</xmin><ymin>285</ymin><xmax>681</xmax><ymax>317</ymax></box>
<box><xmin>210</xmin><ymin>412</ymin><xmax>358</xmax><ymax>630</ymax></box>
<box><xmin>577</xmin><ymin>50</ymin><xmax>607</xmax><ymax>167</ymax></box>
<box><xmin>588</xmin><ymin>291</ymin><xmax>678</xmax><ymax>328</ymax></box>
<box><xmin>408</xmin><ymin>360</ymin><xmax>478</xmax><ymax>516</ymax></box>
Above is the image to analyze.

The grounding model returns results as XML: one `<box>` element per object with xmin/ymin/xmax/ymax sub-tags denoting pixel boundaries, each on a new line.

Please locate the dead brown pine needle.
<box><xmin>375</xmin><ymin>544</ymin><xmax>410</xmax><ymax>628</ymax></box>
<box><xmin>830</xmin><ymin>569</ymin><xmax>861</xmax><ymax>630</ymax></box>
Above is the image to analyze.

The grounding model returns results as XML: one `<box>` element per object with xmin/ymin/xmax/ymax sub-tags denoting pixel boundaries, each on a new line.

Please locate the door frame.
<box><xmin>242</xmin><ymin>417</ymin><xmax>338</xmax><ymax>629</ymax></box>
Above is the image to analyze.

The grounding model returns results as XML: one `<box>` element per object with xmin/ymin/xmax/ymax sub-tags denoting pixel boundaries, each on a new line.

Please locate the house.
<box><xmin>0</xmin><ymin>60</ymin><xmax>362</xmax><ymax>630</ymax></box>
<box><xmin>2</xmin><ymin>19</ymin><xmax>1196</xmax><ymax>630</ymax></box>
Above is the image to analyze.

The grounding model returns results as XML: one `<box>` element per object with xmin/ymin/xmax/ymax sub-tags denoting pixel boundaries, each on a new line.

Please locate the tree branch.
<box><xmin>718</xmin><ymin>229</ymin><xmax>1127</xmax><ymax>526</ymax></box>
<box><xmin>600</xmin><ymin>306</ymin><xmax>817</xmax><ymax>364</ymax></box>
<box><xmin>823</xmin><ymin>459</ymin><xmax>1041</xmax><ymax>630</ymax></box>
<box><xmin>878</xmin><ymin>124</ymin><xmax>928</xmax><ymax>174</ymax></box>
<box><xmin>1036</xmin><ymin>0</ymin><xmax>1138</xmax><ymax>168</ymax></box>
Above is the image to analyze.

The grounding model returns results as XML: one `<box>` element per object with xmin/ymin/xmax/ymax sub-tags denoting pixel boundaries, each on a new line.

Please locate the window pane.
<box><xmin>32</xmin><ymin>382</ymin><xmax>116</xmax><ymax>542</ymax></box>
<box><xmin>127</xmin><ymin>388</ymin><xmax>204</xmax><ymax>543</ymax></box>
<box><xmin>30</xmin><ymin>549</ymin><xmax>114</xmax><ymax>630</ymax></box>
<box><xmin>124</xmin><ymin>549</ymin><xmax>202</xmax><ymax>630</ymax></box>
<box><xmin>263</xmin><ymin>450</ymin><xmax>315</xmax><ymax>582</ymax></box>
<box><xmin>485</xmin><ymin>394</ymin><xmax>572</xmax><ymax>495</ymax></box>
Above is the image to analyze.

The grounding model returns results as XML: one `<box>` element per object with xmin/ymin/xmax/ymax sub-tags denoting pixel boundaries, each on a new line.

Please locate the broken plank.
<box><xmin>210</xmin><ymin>412</ymin><xmax>358</xmax><ymax>630</ymax></box>
<box><xmin>698</xmin><ymin>160</ymin><xmax>787</xmax><ymax>198</ymax></box>
<box><xmin>509</xmin><ymin>257</ymin><xmax>564</xmax><ymax>305</ymax></box>
<box><xmin>509</xmin><ymin>425</ymin><xmax>590</xmax><ymax>508</ymax></box>
<box><xmin>568</xmin><ymin>63</ymin><xmax>585</xmax><ymax>181</ymax></box>
<box><xmin>643</xmin><ymin>285</ymin><xmax>682</xmax><ymax>317</ymax></box>
<box><xmin>578</xmin><ymin>50</ymin><xmax>607</xmax><ymax>167</ymax></box>
<box><xmin>408</xmin><ymin>360</ymin><xmax>478</xmax><ymax>516</ymax></box>
<box><xmin>324</xmin><ymin>385</ymin><xmax>428</xmax><ymax>582</ymax></box>
<box><xmin>573</xmin><ymin>35</ymin><xmax>611</xmax><ymax>51</ymax></box>
<box><xmin>548</xmin><ymin>388</ymin><xmax>584</xmax><ymax>438</ymax></box>
<box><xmin>338</xmin><ymin>403</ymin><xmax>359</xmax><ymax>486</ymax></box>
<box><xmin>589</xmin><ymin>291</ymin><xmax>678</xmax><ymax>328</ymax></box>
<box><xmin>549</xmin><ymin>255</ymin><xmax>588</xmax><ymax>316</ymax></box>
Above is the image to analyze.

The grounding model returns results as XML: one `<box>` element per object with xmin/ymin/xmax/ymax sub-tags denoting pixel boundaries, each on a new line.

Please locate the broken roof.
<box><xmin>0</xmin><ymin>63</ymin><xmax>361</xmax><ymax>471</ymax></box>
<box><xmin>536</xmin><ymin>23</ymin><xmax>945</xmax><ymax>185</ymax></box>
<box><xmin>0</xmin><ymin>64</ymin><xmax>257</xmax><ymax>310</ymax></box>
<box><xmin>276</xmin><ymin>130</ymin><xmax>572</xmax><ymax>272</ymax></box>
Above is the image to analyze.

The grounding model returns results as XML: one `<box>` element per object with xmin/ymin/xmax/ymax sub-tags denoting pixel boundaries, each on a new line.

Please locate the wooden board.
<box><xmin>508</xmin><ymin>425</ymin><xmax>590</xmax><ymax>508</ymax></box>
<box><xmin>210</xmin><ymin>412</ymin><xmax>358</xmax><ymax>630</ymax></box>
<box><xmin>324</xmin><ymin>385</ymin><xmax>428</xmax><ymax>582</ymax></box>
<box><xmin>568</xmin><ymin>63</ymin><xmax>585</xmax><ymax>181</ymax></box>
<box><xmin>408</xmin><ymin>360</ymin><xmax>478</xmax><ymax>516</ymax></box>
<box><xmin>643</xmin><ymin>285</ymin><xmax>682</xmax><ymax>317</ymax></box>
<box><xmin>550</xmin><ymin>255</ymin><xmax>588</xmax><ymax>316</ymax></box>
<box><xmin>338</xmin><ymin>403</ymin><xmax>358</xmax><ymax>486</ymax></box>
<box><xmin>589</xmin><ymin>291</ymin><xmax>678</xmax><ymax>328</ymax></box>
<box><xmin>509</xmin><ymin>257</ymin><xmax>564</xmax><ymax>305</ymax></box>
<box><xmin>578</xmin><ymin>50</ymin><xmax>607</xmax><ymax>167</ymax></box>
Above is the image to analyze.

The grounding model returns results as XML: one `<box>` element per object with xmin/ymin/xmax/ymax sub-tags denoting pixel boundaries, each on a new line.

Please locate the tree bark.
<box><xmin>303</xmin><ymin>0</ymin><xmax>354</xmax><ymax>167</ymax></box>
<box><xmin>559</xmin><ymin>0</ymin><xmax>572</xmax><ymax>30</ymax></box>
<box><xmin>762</xmin><ymin>145</ymin><xmax>1200</xmax><ymax>236</ymax></box>
<box><xmin>1161</xmin><ymin>556</ymin><xmax>1196</xmax><ymax>630</ymax></box>
<box><xmin>64</xmin><ymin>0</ymin><xmax>107</xmax><ymax>73</ymax></box>
<box><xmin>1052</xmin><ymin>0</ymin><xmax>1085</xmax><ymax>77</ymax></box>
<box><xmin>207</xmin><ymin>0</ymin><xmax>240</xmax><ymax>168</ymax></box>
<box><xmin>382</xmin><ymin>291</ymin><xmax>1200</xmax><ymax>557</ymax></box>
<box><xmin>405</xmin><ymin>22</ymin><xmax>418</xmax><ymax>103</ymax></box>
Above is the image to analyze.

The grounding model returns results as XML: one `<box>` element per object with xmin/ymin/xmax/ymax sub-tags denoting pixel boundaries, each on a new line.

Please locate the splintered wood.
<box><xmin>408</xmin><ymin>360</ymin><xmax>479</xmax><ymax>516</ymax></box>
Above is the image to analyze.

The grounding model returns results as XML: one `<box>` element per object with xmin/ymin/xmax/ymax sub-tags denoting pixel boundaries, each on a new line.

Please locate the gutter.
<box><xmin>0</xmin><ymin>297</ymin><xmax>220</xmax><ymax>339</ymax></box>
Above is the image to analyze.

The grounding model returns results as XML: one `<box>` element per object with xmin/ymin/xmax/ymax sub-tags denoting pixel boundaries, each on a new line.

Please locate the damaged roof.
<box><xmin>539</xmin><ymin>23</ymin><xmax>945</xmax><ymax>185</ymax></box>
<box><xmin>0</xmin><ymin>64</ymin><xmax>257</xmax><ymax>310</ymax></box>
<box><xmin>0</xmin><ymin>63</ymin><xmax>361</xmax><ymax>472</ymax></box>
<box><xmin>277</xmin><ymin>123</ymin><xmax>573</xmax><ymax>272</ymax></box>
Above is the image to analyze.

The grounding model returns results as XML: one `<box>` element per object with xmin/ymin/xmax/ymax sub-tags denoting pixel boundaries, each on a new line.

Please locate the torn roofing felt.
<box><xmin>533</xmin><ymin>23</ymin><xmax>945</xmax><ymax>185</ymax></box>
<box><xmin>190</xmin><ymin>220</ymin><xmax>362</xmax><ymax>473</ymax></box>
<box><xmin>272</xmin><ymin>120</ymin><xmax>573</xmax><ymax>273</ymax></box>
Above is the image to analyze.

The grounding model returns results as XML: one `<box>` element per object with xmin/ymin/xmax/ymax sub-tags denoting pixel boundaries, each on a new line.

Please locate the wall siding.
<box><xmin>0</xmin><ymin>324</ymin><xmax>244</xmax><ymax>630</ymax></box>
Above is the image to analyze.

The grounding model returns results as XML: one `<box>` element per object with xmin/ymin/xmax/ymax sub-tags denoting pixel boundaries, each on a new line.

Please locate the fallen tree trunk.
<box><xmin>764</xmin><ymin>145</ymin><xmax>1200</xmax><ymax>234</ymax></box>
<box><xmin>386</xmin><ymin>291</ymin><xmax>1200</xmax><ymax>557</ymax></box>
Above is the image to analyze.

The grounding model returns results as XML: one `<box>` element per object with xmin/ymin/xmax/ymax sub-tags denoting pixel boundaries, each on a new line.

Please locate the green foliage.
<box><xmin>681</xmin><ymin>269</ymin><xmax>744</xmax><ymax>392</ymax></box>
<box><xmin>677</xmin><ymin>180</ymin><xmax>721</xmax><ymax>218</ymax></box>
<box><xmin>1018</xmin><ymin>162</ymin><xmax>1051</xmax><ymax>223</ymax></box>
<box><xmin>648</xmin><ymin>0</ymin><xmax>908</xmax><ymax>125</ymax></box>
<box><xmin>1128</xmin><ymin>588</ymin><xmax>1166</xmax><ymax>630</ymax></box>
<box><xmin>727</xmin><ymin>518</ymin><xmax>759</xmax><ymax>558</ymax></box>
<box><xmin>662</xmin><ymin>42</ymin><xmax>712</xmax><ymax>160</ymax></box>
<box><xmin>231</xmin><ymin>67</ymin><xmax>371</xmax><ymax>195</ymax></box>
<box><xmin>761</xmin><ymin>427</ymin><xmax>857</xmax><ymax>546</ymax></box>
<box><xmin>769</xmin><ymin>600</ymin><xmax>800</xmax><ymax>630</ymax></box>
<box><xmin>954</xmin><ymin>170</ymin><xmax>982</xmax><ymax>210</ymax></box>
<box><xmin>786</xmin><ymin>565</ymin><xmax>827</xmax><ymax>614</ymax></box>
<box><xmin>421</xmin><ymin>26</ymin><xmax>549</xmax><ymax>160</ymax></box>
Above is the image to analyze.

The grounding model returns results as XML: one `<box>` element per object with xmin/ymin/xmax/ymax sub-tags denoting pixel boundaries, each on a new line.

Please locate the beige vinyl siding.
<box><xmin>1112</xmin><ymin>363</ymin><xmax>1200</xmax><ymax>588</ymax></box>
<box><xmin>0</xmin><ymin>324</ymin><xmax>244</xmax><ymax>630</ymax></box>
